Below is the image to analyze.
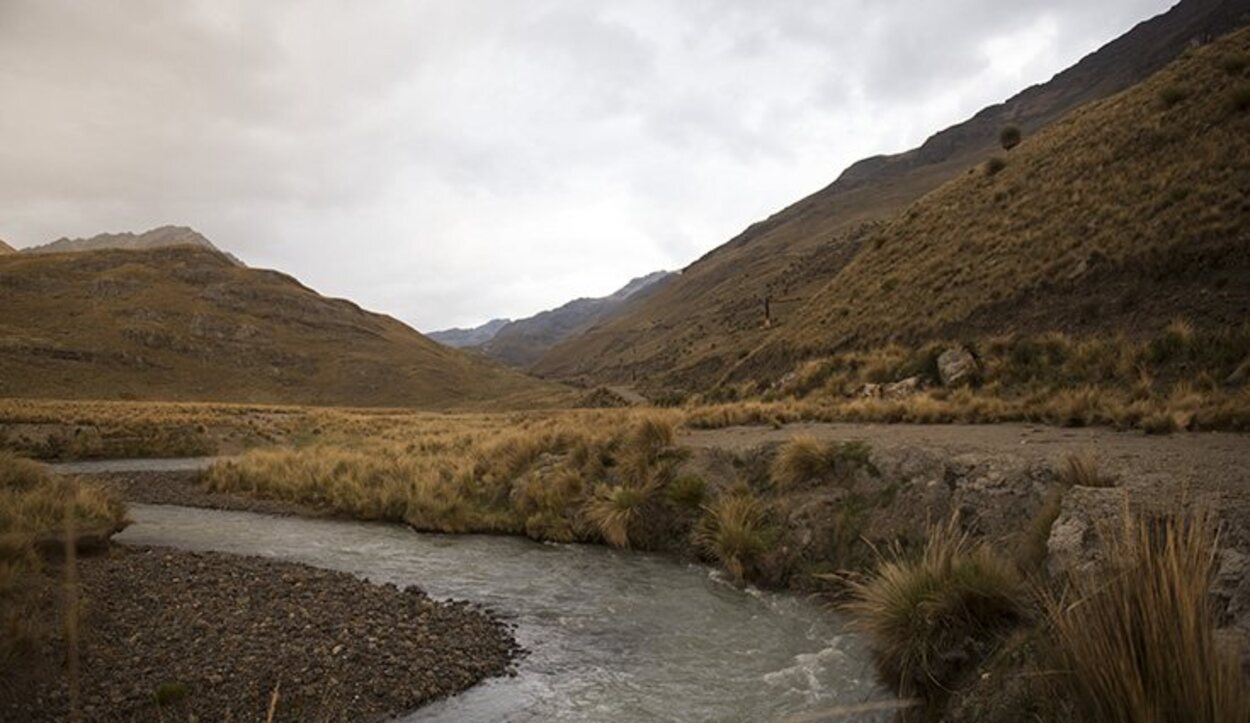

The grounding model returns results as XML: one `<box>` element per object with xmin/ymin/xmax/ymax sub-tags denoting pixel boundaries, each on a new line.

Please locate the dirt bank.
<box><xmin>0</xmin><ymin>547</ymin><xmax>520</xmax><ymax>722</ymax></box>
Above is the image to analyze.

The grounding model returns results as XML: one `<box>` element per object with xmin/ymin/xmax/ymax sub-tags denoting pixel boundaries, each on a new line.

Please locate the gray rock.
<box><xmin>1046</xmin><ymin>486</ymin><xmax>1129</xmax><ymax>579</ymax></box>
<box><xmin>938</xmin><ymin>346</ymin><xmax>979</xmax><ymax>387</ymax></box>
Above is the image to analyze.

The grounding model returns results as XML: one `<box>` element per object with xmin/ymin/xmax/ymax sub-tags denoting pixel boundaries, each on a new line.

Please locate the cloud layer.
<box><xmin>0</xmin><ymin>0</ymin><xmax>1174</xmax><ymax>329</ymax></box>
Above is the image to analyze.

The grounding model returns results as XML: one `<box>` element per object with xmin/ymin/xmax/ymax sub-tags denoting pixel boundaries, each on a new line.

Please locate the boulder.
<box><xmin>1046</xmin><ymin>485</ymin><xmax>1129</xmax><ymax>579</ymax></box>
<box><xmin>938</xmin><ymin>346</ymin><xmax>979</xmax><ymax>387</ymax></box>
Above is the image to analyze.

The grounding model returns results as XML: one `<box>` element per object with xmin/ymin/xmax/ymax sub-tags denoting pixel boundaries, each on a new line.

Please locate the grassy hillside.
<box><xmin>532</xmin><ymin>0</ymin><xmax>1249</xmax><ymax>391</ymax></box>
<box><xmin>0</xmin><ymin>245</ymin><xmax>563</xmax><ymax>408</ymax></box>
<box><xmin>742</xmin><ymin>27</ymin><xmax>1250</xmax><ymax>380</ymax></box>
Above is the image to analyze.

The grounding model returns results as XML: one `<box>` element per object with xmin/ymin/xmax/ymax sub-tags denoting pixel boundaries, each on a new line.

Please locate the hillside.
<box><xmin>0</xmin><ymin>239</ymin><xmax>13</xmax><ymax>254</ymax></box>
<box><xmin>533</xmin><ymin>0</ymin><xmax>1250</xmax><ymax>391</ymax></box>
<box><xmin>471</xmin><ymin>270</ymin><xmax>674</xmax><ymax>369</ymax></box>
<box><xmin>428</xmin><ymin>318</ymin><xmax>511</xmax><ymax>349</ymax></box>
<box><xmin>0</xmin><ymin>245</ymin><xmax>562</xmax><ymax>407</ymax></box>
<box><xmin>736</xmin><ymin>27</ymin><xmax>1250</xmax><ymax>380</ymax></box>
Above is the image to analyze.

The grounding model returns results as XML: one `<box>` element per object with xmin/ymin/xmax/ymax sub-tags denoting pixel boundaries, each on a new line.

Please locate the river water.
<box><xmin>102</xmin><ymin>460</ymin><xmax>891</xmax><ymax>722</ymax></box>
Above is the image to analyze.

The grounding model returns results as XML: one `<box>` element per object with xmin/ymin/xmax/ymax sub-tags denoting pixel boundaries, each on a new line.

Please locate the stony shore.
<box><xmin>1</xmin><ymin>546</ymin><xmax>521</xmax><ymax>722</ymax></box>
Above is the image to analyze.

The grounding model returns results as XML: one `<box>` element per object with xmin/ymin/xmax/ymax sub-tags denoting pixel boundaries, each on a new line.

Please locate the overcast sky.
<box><xmin>0</xmin><ymin>0</ymin><xmax>1175</xmax><ymax>331</ymax></box>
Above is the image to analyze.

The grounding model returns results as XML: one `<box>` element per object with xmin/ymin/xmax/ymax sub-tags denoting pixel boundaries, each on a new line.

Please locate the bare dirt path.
<box><xmin>682</xmin><ymin>421</ymin><xmax>1250</xmax><ymax>513</ymax></box>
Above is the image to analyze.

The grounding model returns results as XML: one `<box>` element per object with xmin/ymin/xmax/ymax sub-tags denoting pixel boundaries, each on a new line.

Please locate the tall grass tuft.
<box><xmin>1045</xmin><ymin>512</ymin><xmax>1249</xmax><ymax>723</ymax></box>
<box><xmin>1059</xmin><ymin>450</ymin><xmax>1117</xmax><ymax>488</ymax></box>
<box><xmin>693</xmin><ymin>493</ymin><xmax>769</xmax><ymax>583</ymax></box>
<box><xmin>846</xmin><ymin>518</ymin><xmax>1026</xmax><ymax>699</ymax></box>
<box><xmin>584</xmin><ymin>482</ymin><xmax>654</xmax><ymax>548</ymax></box>
<box><xmin>770</xmin><ymin>437</ymin><xmax>874</xmax><ymax>489</ymax></box>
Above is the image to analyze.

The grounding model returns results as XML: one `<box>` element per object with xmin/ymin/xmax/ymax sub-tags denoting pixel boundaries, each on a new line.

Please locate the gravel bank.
<box><xmin>1</xmin><ymin>546</ymin><xmax>520</xmax><ymax>722</ymax></box>
<box><xmin>92</xmin><ymin>469</ymin><xmax>322</xmax><ymax>516</ymax></box>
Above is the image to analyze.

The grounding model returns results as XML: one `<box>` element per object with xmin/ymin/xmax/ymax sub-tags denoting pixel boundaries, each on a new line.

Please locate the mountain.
<box><xmin>739</xmin><ymin>25</ymin><xmax>1250</xmax><ymax>380</ymax></box>
<box><xmin>0</xmin><ymin>239</ymin><xmax>13</xmax><ymax>254</ymax></box>
<box><xmin>532</xmin><ymin>0</ymin><xmax>1250</xmax><ymax>391</ymax></box>
<box><xmin>0</xmin><ymin>244</ymin><xmax>562</xmax><ymax>407</ymax></box>
<box><xmin>428</xmin><ymin>318</ymin><xmax>512</xmax><ymax>349</ymax></box>
<box><xmin>474</xmin><ymin>270</ymin><xmax>675</xmax><ymax>369</ymax></box>
<box><xmin>22</xmin><ymin>225</ymin><xmax>245</xmax><ymax>265</ymax></box>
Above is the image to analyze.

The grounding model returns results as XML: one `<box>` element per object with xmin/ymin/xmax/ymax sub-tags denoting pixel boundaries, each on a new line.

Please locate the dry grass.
<box><xmin>1059</xmin><ymin>450</ymin><xmax>1118</xmax><ymax>488</ymax></box>
<box><xmin>584</xmin><ymin>482</ymin><xmax>656</xmax><ymax>548</ymax></box>
<box><xmin>1045</xmin><ymin>512</ymin><xmax>1249</xmax><ymax>723</ymax></box>
<box><xmin>0</xmin><ymin>452</ymin><xmax>127</xmax><ymax>663</ymax></box>
<box><xmin>770</xmin><ymin>436</ymin><xmax>875</xmax><ymax>489</ymax></box>
<box><xmin>687</xmin><ymin>326</ymin><xmax>1250</xmax><ymax>433</ymax></box>
<box><xmin>846</xmin><ymin>518</ymin><xmax>1026</xmax><ymax>700</ymax></box>
<box><xmin>0</xmin><ymin>245</ymin><xmax>563</xmax><ymax>409</ymax></box>
<box><xmin>692</xmin><ymin>493</ymin><xmax>771</xmax><ymax>584</ymax></box>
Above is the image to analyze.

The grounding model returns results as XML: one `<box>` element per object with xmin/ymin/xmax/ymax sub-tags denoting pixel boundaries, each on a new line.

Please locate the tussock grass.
<box><xmin>584</xmin><ymin>482</ymin><xmax>656</xmax><ymax>548</ymax></box>
<box><xmin>846</xmin><ymin>518</ymin><xmax>1026</xmax><ymax>700</ymax></box>
<box><xmin>705</xmin><ymin>326</ymin><xmax>1250</xmax><ymax>433</ymax></box>
<box><xmin>693</xmin><ymin>493</ymin><xmax>770</xmax><ymax>583</ymax></box>
<box><xmin>1045</xmin><ymin>512</ymin><xmax>1249</xmax><ymax>723</ymax></box>
<box><xmin>770</xmin><ymin>437</ymin><xmax>875</xmax><ymax>489</ymax></box>
<box><xmin>1059</xmin><ymin>450</ymin><xmax>1117</xmax><ymax>488</ymax></box>
<box><xmin>666</xmin><ymin>474</ymin><xmax>706</xmax><ymax>511</ymax></box>
<box><xmin>0</xmin><ymin>452</ymin><xmax>127</xmax><ymax>662</ymax></box>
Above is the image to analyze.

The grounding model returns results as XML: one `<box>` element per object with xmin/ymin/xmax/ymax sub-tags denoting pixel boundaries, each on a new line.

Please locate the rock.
<box><xmin>938</xmin><ymin>346</ymin><xmax>978</xmax><ymax>387</ymax></box>
<box><xmin>1046</xmin><ymin>486</ymin><xmax>1129</xmax><ymax>579</ymax></box>
<box><xmin>884</xmin><ymin>376</ymin><xmax>924</xmax><ymax>400</ymax></box>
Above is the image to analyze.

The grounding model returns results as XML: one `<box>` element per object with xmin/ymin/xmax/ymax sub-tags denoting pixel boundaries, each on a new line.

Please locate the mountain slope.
<box><xmin>428</xmin><ymin>318</ymin><xmax>511</xmax><ymax>349</ymax></box>
<box><xmin>736</xmin><ymin>26</ymin><xmax>1250</xmax><ymax>380</ymax></box>
<box><xmin>22</xmin><ymin>225</ymin><xmax>246</xmax><ymax>265</ymax></box>
<box><xmin>0</xmin><ymin>239</ymin><xmax>13</xmax><ymax>254</ymax></box>
<box><xmin>0</xmin><ymin>245</ymin><xmax>561</xmax><ymax>407</ymax></box>
<box><xmin>533</xmin><ymin>0</ymin><xmax>1250</xmax><ymax>390</ymax></box>
<box><xmin>473</xmin><ymin>270</ymin><xmax>675</xmax><ymax>369</ymax></box>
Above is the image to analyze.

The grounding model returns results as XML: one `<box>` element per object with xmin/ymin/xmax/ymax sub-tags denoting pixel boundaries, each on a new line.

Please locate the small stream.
<box><xmin>96</xmin><ymin>459</ymin><xmax>890</xmax><ymax>722</ymax></box>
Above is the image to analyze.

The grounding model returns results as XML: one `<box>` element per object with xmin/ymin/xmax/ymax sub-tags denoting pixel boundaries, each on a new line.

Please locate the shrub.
<box><xmin>983</xmin><ymin>156</ymin><xmax>1007</xmax><ymax>177</ymax></box>
<box><xmin>999</xmin><ymin>124</ymin><xmax>1022</xmax><ymax>151</ymax></box>
<box><xmin>693</xmin><ymin>493</ymin><xmax>769</xmax><ymax>583</ymax></box>
<box><xmin>667</xmin><ymin>474</ymin><xmax>706</xmax><ymax>511</ymax></box>
<box><xmin>846</xmin><ymin>518</ymin><xmax>1026</xmax><ymax>700</ymax></box>
<box><xmin>1059</xmin><ymin>450</ymin><xmax>1117</xmax><ymax>488</ymax></box>
<box><xmin>1230</xmin><ymin>84</ymin><xmax>1250</xmax><ymax>112</ymax></box>
<box><xmin>1045</xmin><ymin>512</ymin><xmax>1248</xmax><ymax>723</ymax></box>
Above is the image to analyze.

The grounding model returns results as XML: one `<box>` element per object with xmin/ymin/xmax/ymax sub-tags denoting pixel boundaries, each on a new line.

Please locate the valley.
<box><xmin>2</xmin><ymin>1</ymin><xmax>1249</xmax><ymax>721</ymax></box>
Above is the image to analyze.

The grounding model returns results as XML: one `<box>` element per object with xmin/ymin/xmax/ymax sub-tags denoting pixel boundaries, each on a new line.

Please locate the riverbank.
<box><xmin>1</xmin><ymin>545</ymin><xmax>520</xmax><ymax>722</ymax></box>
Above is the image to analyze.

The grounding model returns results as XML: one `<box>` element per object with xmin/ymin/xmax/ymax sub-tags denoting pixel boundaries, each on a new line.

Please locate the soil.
<box><xmin>682</xmin><ymin>422</ymin><xmax>1250</xmax><ymax>526</ymax></box>
<box><xmin>0</xmin><ymin>546</ymin><xmax>521</xmax><ymax>722</ymax></box>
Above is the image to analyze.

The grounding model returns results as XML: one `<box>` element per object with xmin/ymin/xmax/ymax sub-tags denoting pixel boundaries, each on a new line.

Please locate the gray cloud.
<box><xmin>0</xmin><ymin>0</ymin><xmax>1175</xmax><ymax>329</ymax></box>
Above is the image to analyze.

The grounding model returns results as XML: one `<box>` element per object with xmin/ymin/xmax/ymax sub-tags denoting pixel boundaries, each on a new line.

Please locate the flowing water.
<box><xmin>102</xmin><ymin>459</ymin><xmax>892</xmax><ymax>722</ymax></box>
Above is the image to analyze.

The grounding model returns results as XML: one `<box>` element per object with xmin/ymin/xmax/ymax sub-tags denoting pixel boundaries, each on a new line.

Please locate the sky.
<box><xmin>0</xmin><ymin>0</ymin><xmax>1176</xmax><ymax>331</ymax></box>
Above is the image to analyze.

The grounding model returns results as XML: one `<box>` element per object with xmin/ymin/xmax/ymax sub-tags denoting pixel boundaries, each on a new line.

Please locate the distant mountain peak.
<box><xmin>427</xmin><ymin>318</ymin><xmax>512</xmax><ymax>349</ymax></box>
<box><xmin>22</xmin><ymin>225</ymin><xmax>244</xmax><ymax>265</ymax></box>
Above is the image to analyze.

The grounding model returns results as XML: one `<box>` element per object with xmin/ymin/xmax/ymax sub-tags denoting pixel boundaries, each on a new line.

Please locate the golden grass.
<box><xmin>0</xmin><ymin>452</ymin><xmax>127</xmax><ymax>662</ymax></box>
<box><xmin>846</xmin><ymin>518</ymin><xmax>1026</xmax><ymax>700</ymax></box>
<box><xmin>1059</xmin><ymin>450</ymin><xmax>1118</xmax><ymax>488</ymax></box>
<box><xmin>1045</xmin><ymin>512</ymin><xmax>1249</xmax><ymax>723</ymax></box>
<box><xmin>584</xmin><ymin>482</ymin><xmax>656</xmax><ymax>548</ymax></box>
<box><xmin>693</xmin><ymin>493</ymin><xmax>771</xmax><ymax>584</ymax></box>
<box><xmin>770</xmin><ymin>436</ymin><xmax>875</xmax><ymax>489</ymax></box>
